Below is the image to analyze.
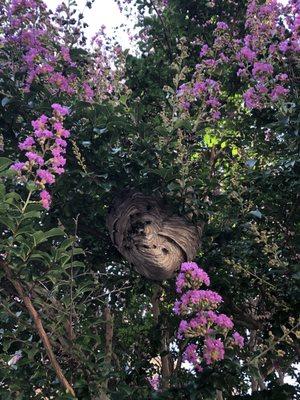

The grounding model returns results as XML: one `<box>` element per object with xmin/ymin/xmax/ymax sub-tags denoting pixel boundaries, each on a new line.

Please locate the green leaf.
<box><xmin>63</xmin><ymin>261</ymin><xmax>85</xmax><ymax>269</ymax></box>
<box><xmin>204</xmin><ymin>132</ymin><xmax>218</xmax><ymax>147</ymax></box>
<box><xmin>59</xmin><ymin>238</ymin><xmax>76</xmax><ymax>251</ymax></box>
<box><xmin>21</xmin><ymin>211</ymin><xmax>41</xmax><ymax>221</ymax></box>
<box><xmin>32</xmin><ymin>228</ymin><xmax>65</xmax><ymax>246</ymax></box>
<box><xmin>0</xmin><ymin>216</ymin><xmax>16</xmax><ymax>231</ymax></box>
<box><xmin>249</xmin><ymin>209</ymin><xmax>263</xmax><ymax>219</ymax></box>
<box><xmin>29</xmin><ymin>250</ymin><xmax>52</xmax><ymax>265</ymax></box>
<box><xmin>0</xmin><ymin>157</ymin><xmax>13</xmax><ymax>172</ymax></box>
<box><xmin>0</xmin><ymin>183</ymin><xmax>5</xmax><ymax>198</ymax></box>
<box><xmin>231</xmin><ymin>146</ymin><xmax>239</xmax><ymax>156</ymax></box>
<box><xmin>1</xmin><ymin>97</ymin><xmax>11</xmax><ymax>107</ymax></box>
<box><xmin>5</xmin><ymin>191</ymin><xmax>21</xmax><ymax>202</ymax></box>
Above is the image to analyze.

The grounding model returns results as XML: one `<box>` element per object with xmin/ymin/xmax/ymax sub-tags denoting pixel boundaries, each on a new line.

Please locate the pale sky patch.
<box><xmin>45</xmin><ymin>0</ymin><xmax>135</xmax><ymax>48</ymax></box>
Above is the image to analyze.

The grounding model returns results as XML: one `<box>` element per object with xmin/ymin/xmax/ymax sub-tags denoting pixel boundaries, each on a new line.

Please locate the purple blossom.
<box><xmin>174</xmin><ymin>260</ymin><xmax>237</xmax><ymax>370</ymax></box>
<box><xmin>147</xmin><ymin>375</ymin><xmax>160</xmax><ymax>391</ymax></box>
<box><xmin>61</xmin><ymin>129</ymin><xmax>70</xmax><ymax>138</ymax></box>
<box><xmin>176</xmin><ymin>262</ymin><xmax>210</xmax><ymax>293</ymax></box>
<box><xmin>48</xmin><ymin>73</ymin><xmax>75</xmax><ymax>94</ymax></box>
<box><xmin>203</xmin><ymin>338</ymin><xmax>225</xmax><ymax>364</ymax></box>
<box><xmin>203</xmin><ymin>59</ymin><xmax>217</xmax><ymax>68</ymax></box>
<box><xmin>83</xmin><ymin>82</ymin><xmax>94</xmax><ymax>101</ymax></box>
<box><xmin>211</xmin><ymin>313</ymin><xmax>234</xmax><ymax>330</ymax></box>
<box><xmin>12</xmin><ymin>107</ymin><xmax>71</xmax><ymax>209</ymax></box>
<box><xmin>243</xmin><ymin>88</ymin><xmax>261</xmax><ymax>109</ymax></box>
<box><xmin>233</xmin><ymin>332</ymin><xmax>244</xmax><ymax>348</ymax></box>
<box><xmin>25</xmin><ymin>151</ymin><xmax>44</xmax><ymax>165</ymax></box>
<box><xmin>55</xmin><ymin>138</ymin><xmax>67</xmax><ymax>148</ymax></box>
<box><xmin>53</xmin><ymin>166</ymin><xmax>65</xmax><ymax>175</ymax></box>
<box><xmin>176</xmin><ymin>289</ymin><xmax>223</xmax><ymax>315</ymax></box>
<box><xmin>177</xmin><ymin>83</ymin><xmax>188</xmax><ymax>96</ymax></box>
<box><xmin>37</xmin><ymin>169</ymin><xmax>55</xmax><ymax>184</ymax></box>
<box><xmin>207</xmin><ymin>97</ymin><xmax>221</xmax><ymax>107</ymax></box>
<box><xmin>216</xmin><ymin>22</ymin><xmax>229</xmax><ymax>30</ymax></box>
<box><xmin>53</xmin><ymin>122</ymin><xmax>64</xmax><ymax>132</ymax></box>
<box><xmin>18</xmin><ymin>136</ymin><xmax>35</xmax><ymax>150</ymax></box>
<box><xmin>40</xmin><ymin>189</ymin><xmax>51</xmax><ymax>210</ymax></box>
<box><xmin>276</xmin><ymin>73</ymin><xmax>288</xmax><ymax>81</ymax></box>
<box><xmin>252</xmin><ymin>62</ymin><xmax>274</xmax><ymax>77</ymax></box>
<box><xmin>31</xmin><ymin>115</ymin><xmax>48</xmax><ymax>130</ymax></box>
<box><xmin>270</xmin><ymin>85</ymin><xmax>288</xmax><ymax>100</ymax></box>
<box><xmin>34</xmin><ymin>129</ymin><xmax>53</xmax><ymax>139</ymax></box>
<box><xmin>240</xmin><ymin>46</ymin><xmax>256</xmax><ymax>62</ymax></box>
<box><xmin>279</xmin><ymin>40</ymin><xmax>289</xmax><ymax>53</ymax></box>
<box><xmin>51</xmin><ymin>103</ymin><xmax>70</xmax><ymax>116</ymax></box>
<box><xmin>212</xmin><ymin>110</ymin><xmax>221</xmax><ymax>120</ymax></box>
<box><xmin>11</xmin><ymin>162</ymin><xmax>26</xmax><ymax>171</ymax></box>
<box><xmin>178</xmin><ymin>313</ymin><xmax>208</xmax><ymax>338</ymax></box>
<box><xmin>181</xmin><ymin>101</ymin><xmax>191</xmax><ymax>111</ymax></box>
<box><xmin>183</xmin><ymin>343</ymin><xmax>199</xmax><ymax>365</ymax></box>
<box><xmin>51</xmin><ymin>155</ymin><xmax>66</xmax><ymax>167</ymax></box>
<box><xmin>53</xmin><ymin>122</ymin><xmax>70</xmax><ymax>138</ymax></box>
<box><xmin>60</xmin><ymin>46</ymin><xmax>71</xmax><ymax>62</ymax></box>
<box><xmin>193</xmin><ymin>82</ymin><xmax>206</xmax><ymax>95</ymax></box>
<box><xmin>199</xmin><ymin>44</ymin><xmax>209</xmax><ymax>57</ymax></box>
<box><xmin>51</xmin><ymin>147</ymin><xmax>65</xmax><ymax>157</ymax></box>
<box><xmin>256</xmin><ymin>83</ymin><xmax>268</xmax><ymax>94</ymax></box>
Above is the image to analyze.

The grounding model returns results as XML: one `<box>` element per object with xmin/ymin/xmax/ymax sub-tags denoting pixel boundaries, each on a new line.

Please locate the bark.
<box><xmin>150</xmin><ymin>285</ymin><xmax>171</xmax><ymax>390</ymax></box>
<box><xmin>99</xmin><ymin>305</ymin><xmax>114</xmax><ymax>400</ymax></box>
<box><xmin>276</xmin><ymin>366</ymin><xmax>285</xmax><ymax>385</ymax></box>
<box><xmin>249</xmin><ymin>329</ymin><xmax>259</xmax><ymax>393</ymax></box>
<box><xmin>151</xmin><ymin>285</ymin><xmax>162</xmax><ymax>323</ymax></box>
<box><xmin>216</xmin><ymin>390</ymin><xmax>224</xmax><ymax>400</ymax></box>
<box><xmin>160</xmin><ymin>328</ymin><xmax>171</xmax><ymax>390</ymax></box>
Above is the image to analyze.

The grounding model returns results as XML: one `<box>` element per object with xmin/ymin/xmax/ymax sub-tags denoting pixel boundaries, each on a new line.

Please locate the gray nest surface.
<box><xmin>106</xmin><ymin>191</ymin><xmax>201</xmax><ymax>280</ymax></box>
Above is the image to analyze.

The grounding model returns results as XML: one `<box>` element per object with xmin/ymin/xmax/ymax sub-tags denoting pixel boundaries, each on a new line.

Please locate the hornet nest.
<box><xmin>106</xmin><ymin>191</ymin><xmax>201</xmax><ymax>280</ymax></box>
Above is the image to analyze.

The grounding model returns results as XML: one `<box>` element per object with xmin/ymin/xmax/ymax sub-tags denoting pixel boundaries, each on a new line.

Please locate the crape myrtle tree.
<box><xmin>0</xmin><ymin>0</ymin><xmax>299</xmax><ymax>399</ymax></box>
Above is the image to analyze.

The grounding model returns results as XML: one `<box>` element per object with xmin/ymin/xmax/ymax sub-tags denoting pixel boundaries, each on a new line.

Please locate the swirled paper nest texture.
<box><xmin>107</xmin><ymin>191</ymin><xmax>200</xmax><ymax>280</ymax></box>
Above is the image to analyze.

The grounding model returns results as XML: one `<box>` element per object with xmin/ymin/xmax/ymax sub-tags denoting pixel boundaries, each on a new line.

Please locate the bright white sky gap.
<box><xmin>45</xmin><ymin>0</ymin><xmax>134</xmax><ymax>48</ymax></box>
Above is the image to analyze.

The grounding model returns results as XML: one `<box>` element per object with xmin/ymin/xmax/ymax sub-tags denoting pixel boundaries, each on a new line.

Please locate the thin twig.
<box><xmin>149</xmin><ymin>0</ymin><xmax>173</xmax><ymax>61</ymax></box>
<box><xmin>1</xmin><ymin>261</ymin><xmax>76</xmax><ymax>398</ymax></box>
<box><xmin>249</xmin><ymin>321</ymin><xmax>300</xmax><ymax>364</ymax></box>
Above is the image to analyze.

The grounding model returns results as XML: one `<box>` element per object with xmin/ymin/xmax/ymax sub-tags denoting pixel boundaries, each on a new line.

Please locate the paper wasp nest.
<box><xmin>106</xmin><ymin>191</ymin><xmax>200</xmax><ymax>280</ymax></box>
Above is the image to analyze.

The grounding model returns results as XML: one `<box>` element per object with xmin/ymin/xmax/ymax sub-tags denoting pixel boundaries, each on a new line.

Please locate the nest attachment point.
<box><xmin>106</xmin><ymin>191</ymin><xmax>201</xmax><ymax>280</ymax></box>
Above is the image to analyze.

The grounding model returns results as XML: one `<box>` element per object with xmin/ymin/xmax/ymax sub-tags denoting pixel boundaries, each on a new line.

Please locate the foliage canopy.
<box><xmin>0</xmin><ymin>0</ymin><xmax>299</xmax><ymax>399</ymax></box>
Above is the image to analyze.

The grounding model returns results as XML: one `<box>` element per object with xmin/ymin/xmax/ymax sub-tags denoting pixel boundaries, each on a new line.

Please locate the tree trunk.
<box><xmin>99</xmin><ymin>305</ymin><xmax>114</xmax><ymax>400</ymax></box>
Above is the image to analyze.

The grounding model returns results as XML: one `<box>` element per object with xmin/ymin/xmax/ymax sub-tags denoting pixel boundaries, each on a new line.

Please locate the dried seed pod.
<box><xmin>106</xmin><ymin>191</ymin><xmax>201</xmax><ymax>280</ymax></box>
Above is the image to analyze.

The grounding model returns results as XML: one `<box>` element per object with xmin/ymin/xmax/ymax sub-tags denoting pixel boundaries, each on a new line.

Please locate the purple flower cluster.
<box><xmin>0</xmin><ymin>1</ymin><xmax>132</xmax><ymax>106</ymax></box>
<box><xmin>237</xmin><ymin>0</ymin><xmax>298</xmax><ymax>109</ymax></box>
<box><xmin>11</xmin><ymin>104</ymin><xmax>70</xmax><ymax>210</ymax></box>
<box><xmin>1</xmin><ymin>0</ymin><xmax>76</xmax><ymax>94</ymax></box>
<box><xmin>178</xmin><ymin>311</ymin><xmax>234</xmax><ymax>340</ymax></box>
<box><xmin>177</xmin><ymin>0</ymin><xmax>299</xmax><ymax>115</ymax></box>
<box><xmin>174</xmin><ymin>289</ymin><xmax>223</xmax><ymax>315</ymax></box>
<box><xmin>0</xmin><ymin>0</ymin><xmax>108</xmax><ymax>103</ymax></box>
<box><xmin>176</xmin><ymin>262</ymin><xmax>210</xmax><ymax>293</ymax></box>
<box><xmin>203</xmin><ymin>337</ymin><xmax>225</xmax><ymax>365</ymax></box>
<box><xmin>147</xmin><ymin>374</ymin><xmax>160</xmax><ymax>391</ymax></box>
<box><xmin>233</xmin><ymin>331</ymin><xmax>245</xmax><ymax>348</ymax></box>
<box><xmin>88</xmin><ymin>26</ymin><xmax>128</xmax><ymax>103</ymax></box>
<box><xmin>175</xmin><ymin>262</ymin><xmax>244</xmax><ymax>372</ymax></box>
<box><xmin>177</xmin><ymin>78</ymin><xmax>222</xmax><ymax>121</ymax></box>
<box><xmin>183</xmin><ymin>343</ymin><xmax>203</xmax><ymax>372</ymax></box>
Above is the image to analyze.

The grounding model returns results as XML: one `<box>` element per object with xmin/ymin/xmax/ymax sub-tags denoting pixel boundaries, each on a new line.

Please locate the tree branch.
<box><xmin>1</xmin><ymin>261</ymin><xmax>76</xmax><ymax>398</ymax></box>
<box><xmin>149</xmin><ymin>0</ymin><xmax>173</xmax><ymax>61</ymax></box>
